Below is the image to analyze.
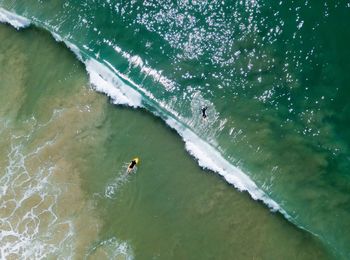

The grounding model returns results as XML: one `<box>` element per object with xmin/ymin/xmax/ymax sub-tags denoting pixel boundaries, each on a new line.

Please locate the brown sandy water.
<box><xmin>0</xmin><ymin>24</ymin><xmax>110</xmax><ymax>259</ymax></box>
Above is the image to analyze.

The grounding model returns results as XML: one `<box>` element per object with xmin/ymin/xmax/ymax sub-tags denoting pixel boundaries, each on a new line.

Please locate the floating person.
<box><xmin>127</xmin><ymin>157</ymin><xmax>139</xmax><ymax>173</ymax></box>
<box><xmin>201</xmin><ymin>106</ymin><xmax>208</xmax><ymax>119</ymax></box>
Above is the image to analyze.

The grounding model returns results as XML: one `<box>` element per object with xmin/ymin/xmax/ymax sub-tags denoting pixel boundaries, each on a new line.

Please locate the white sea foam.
<box><xmin>0</xmin><ymin>7</ymin><xmax>30</xmax><ymax>30</ymax></box>
<box><xmin>0</xmin><ymin>130</ymin><xmax>75</xmax><ymax>259</ymax></box>
<box><xmin>85</xmin><ymin>59</ymin><xmax>142</xmax><ymax>108</ymax></box>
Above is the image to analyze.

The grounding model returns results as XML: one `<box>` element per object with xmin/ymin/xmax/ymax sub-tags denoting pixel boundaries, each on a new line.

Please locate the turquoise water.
<box><xmin>1</xmin><ymin>0</ymin><xmax>350</xmax><ymax>258</ymax></box>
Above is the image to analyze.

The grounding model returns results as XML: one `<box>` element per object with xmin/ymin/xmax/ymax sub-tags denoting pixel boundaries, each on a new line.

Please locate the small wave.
<box><xmin>50</xmin><ymin>31</ymin><xmax>83</xmax><ymax>62</ymax></box>
<box><xmin>0</xmin><ymin>7</ymin><xmax>30</xmax><ymax>30</ymax></box>
<box><xmin>47</xmin><ymin>31</ymin><xmax>143</xmax><ymax>108</ymax></box>
<box><xmin>165</xmin><ymin>117</ymin><xmax>284</xmax><ymax>213</ymax></box>
<box><xmin>86</xmin><ymin>59</ymin><xmax>142</xmax><ymax>108</ymax></box>
<box><xmin>110</xmin><ymin>42</ymin><xmax>177</xmax><ymax>91</ymax></box>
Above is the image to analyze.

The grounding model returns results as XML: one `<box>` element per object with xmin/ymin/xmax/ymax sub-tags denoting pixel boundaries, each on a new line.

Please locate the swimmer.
<box><xmin>201</xmin><ymin>106</ymin><xmax>208</xmax><ymax>119</ymax></box>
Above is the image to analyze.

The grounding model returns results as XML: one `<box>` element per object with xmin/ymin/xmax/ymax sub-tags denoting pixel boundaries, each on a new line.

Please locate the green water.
<box><xmin>0</xmin><ymin>24</ymin><xmax>334</xmax><ymax>259</ymax></box>
<box><xmin>1</xmin><ymin>1</ymin><xmax>350</xmax><ymax>257</ymax></box>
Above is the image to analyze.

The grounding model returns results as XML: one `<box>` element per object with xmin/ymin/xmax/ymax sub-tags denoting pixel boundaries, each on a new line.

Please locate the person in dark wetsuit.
<box><xmin>201</xmin><ymin>106</ymin><xmax>208</xmax><ymax>119</ymax></box>
<box><xmin>128</xmin><ymin>160</ymin><xmax>137</xmax><ymax>173</ymax></box>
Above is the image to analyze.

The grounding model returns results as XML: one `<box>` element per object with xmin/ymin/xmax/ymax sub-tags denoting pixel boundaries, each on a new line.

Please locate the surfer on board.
<box><xmin>127</xmin><ymin>158</ymin><xmax>139</xmax><ymax>173</ymax></box>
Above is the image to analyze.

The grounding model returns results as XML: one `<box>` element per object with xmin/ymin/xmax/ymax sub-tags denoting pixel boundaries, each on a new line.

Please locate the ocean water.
<box><xmin>0</xmin><ymin>0</ymin><xmax>349</xmax><ymax>258</ymax></box>
<box><xmin>0</xmin><ymin>25</ymin><xmax>330</xmax><ymax>259</ymax></box>
<box><xmin>0</xmin><ymin>23</ymin><xmax>330</xmax><ymax>259</ymax></box>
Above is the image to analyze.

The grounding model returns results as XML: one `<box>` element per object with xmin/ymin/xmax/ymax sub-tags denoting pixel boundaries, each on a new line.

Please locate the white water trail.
<box><xmin>104</xmin><ymin>170</ymin><xmax>130</xmax><ymax>200</ymax></box>
<box><xmin>85</xmin><ymin>237</ymin><xmax>134</xmax><ymax>260</ymax></box>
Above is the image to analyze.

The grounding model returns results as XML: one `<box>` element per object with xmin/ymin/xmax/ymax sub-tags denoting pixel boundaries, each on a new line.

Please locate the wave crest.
<box><xmin>0</xmin><ymin>8</ymin><xmax>30</xmax><ymax>30</ymax></box>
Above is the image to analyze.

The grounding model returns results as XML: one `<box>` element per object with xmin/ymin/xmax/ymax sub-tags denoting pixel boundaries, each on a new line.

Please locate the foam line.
<box><xmin>49</xmin><ymin>34</ymin><xmax>143</xmax><ymax>108</ymax></box>
<box><xmin>165</xmin><ymin>117</ymin><xmax>288</xmax><ymax>214</ymax></box>
<box><xmin>85</xmin><ymin>59</ymin><xmax>142</xmax><ymax>108</ymax></box>
<box><xmin>51</xmin><ymin>32</ymin><xmax>83</xmax><ymax>61</ymax></box>
<box><xmin>0</xmin><ymin>7</ymin><xmax>30</xmax><ymax>29</ymax></box>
